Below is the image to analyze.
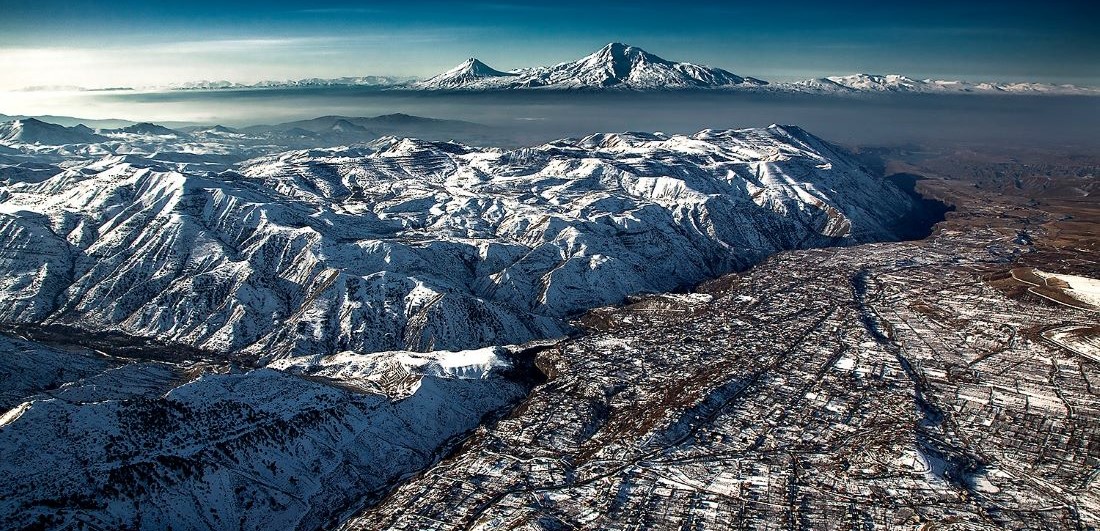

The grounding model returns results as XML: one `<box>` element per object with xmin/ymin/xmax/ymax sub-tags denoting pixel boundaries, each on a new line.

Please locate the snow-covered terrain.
<box><xmin>1034</xmin><ymin>270</ymin><xmax>1100</xmax><ymax>309</ymax></box>
<box><xmin>0</xmin><ymin>340</ymin><xmax>526</xmax><ymax>530</ymax></box>
<box><xmin>0</xmin><ymin>122</ymin><xmax>919</xmax><ymax>359</ymax></box>
<box><xmin>0</xmin><ymin>119</ymin><xmax>928</xmax><ymax>529</ymax></box>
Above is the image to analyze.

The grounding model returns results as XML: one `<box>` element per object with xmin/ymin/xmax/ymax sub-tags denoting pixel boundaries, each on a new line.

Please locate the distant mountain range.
<box><xmin>412</xmin><ymin>44</ymin><xmax>1098</xmax><ymax>94</ymax></box>
<box><xmin>241</xmin><ymin>113</ymin><xmax>486</xmax><ymax>138</ymax></box>
<box><xmin>787</xmin><ymin>73</ymin><xmax>1098</xmax><ymax>95</ymax></box>
<box><xmin>167</xmin><ymin>75</ymin><xmax>413</xmax><ymax>91</ymax></box>
<box><xmin>17</xmin><ymin>43</ymin><xmax>1093</xmax><ymax>96</ymax></box>
<box><xmin>413</xmin><ymin>44</ymin><xmax>1099</xmax><ymax>94</ymax></box>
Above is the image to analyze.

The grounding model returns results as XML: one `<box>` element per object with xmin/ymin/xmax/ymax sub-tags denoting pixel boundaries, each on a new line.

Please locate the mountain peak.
<box><xmin>582</xmin><ymin>42</ymin><xmax>667</xmax><ymax>68</ymax></box>
<box><xmin>599</xmin><ymin>42</ymin><xmax>631</xmax><ymax>53</ymax></box>
<box><xmin>458</xmin><ymin>58</ymin><xmax>508</xmax><ymax>76</ymax></box>
<box><xmin>416</xmin><ymin>57</ymin><xmax>516</xmax><ymax>89</ymax></box>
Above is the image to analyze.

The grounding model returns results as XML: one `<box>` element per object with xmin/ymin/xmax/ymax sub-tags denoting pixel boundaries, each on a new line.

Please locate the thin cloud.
<box><xmin>147</xmin><ymin>37</ymin><xmax>350</xmax><ymax>54</ymax></box>
<box><xmin>296</xmin><ymin>8</ymin><xmax>387</xmax><ymax>15</ymax></box>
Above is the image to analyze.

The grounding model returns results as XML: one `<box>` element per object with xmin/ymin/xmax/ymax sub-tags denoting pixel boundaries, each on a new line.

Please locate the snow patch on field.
<box><xmin>1043</xmin><ymin>325</ymin><xmax>1100</xmax><ymax>362</ymax></box>
<box><xmin>1037</xmin><ymin>271</ymin><xmax>1100</xmax><ymax>309</ymax></box>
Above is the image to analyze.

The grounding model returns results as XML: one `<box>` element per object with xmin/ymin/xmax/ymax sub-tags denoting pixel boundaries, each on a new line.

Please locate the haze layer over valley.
<box><xmin>6</xmin><ymin>90</ymin><xmax>1098</xmax><ymax>153</ymax></box>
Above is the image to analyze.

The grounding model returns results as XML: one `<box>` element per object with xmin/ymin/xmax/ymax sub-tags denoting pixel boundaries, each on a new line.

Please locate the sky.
<box><xmin>0</xmin><ymin>0</ymin><xmax>1097</xmax><ymax>90</ymax></box>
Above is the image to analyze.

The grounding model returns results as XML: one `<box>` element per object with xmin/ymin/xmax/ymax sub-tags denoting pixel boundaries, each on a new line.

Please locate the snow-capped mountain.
<box><xmin>415</xmin><ymin>58</ymin><xmax>518</xmax><ymax>89</ymax></box>
<box><xmin>785</xmin><ymin>73</ymin><xmax>1100</xmax><ymax>95</ymax></box>
<box><xmin>0</xmin><ymin>123</ymin><xmax>918</xmax><ymax>359</ymax></box>
<box><xmin>415</xmin><ymin>43</ymin><xmax>767</xmax><ymax>90</ymax></box>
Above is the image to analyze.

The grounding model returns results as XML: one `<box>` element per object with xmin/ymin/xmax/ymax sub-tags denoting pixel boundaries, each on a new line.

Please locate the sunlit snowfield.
<box><xmin>3</xmin><ymin>87</ymin><xmax>1098</xmax><ymax>149</ymax></box>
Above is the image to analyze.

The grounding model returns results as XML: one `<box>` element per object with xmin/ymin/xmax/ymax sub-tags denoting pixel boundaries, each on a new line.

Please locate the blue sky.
<box><xmin>0</xmin><ymin>0</ymin><xmax>1096</xmax><ymax>89</ymax></box>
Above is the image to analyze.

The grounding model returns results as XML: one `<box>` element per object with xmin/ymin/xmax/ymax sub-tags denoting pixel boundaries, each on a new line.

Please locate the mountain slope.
<box><xmin>0</xmin><ymin>118</ymin><xmax>108</xmax><ymax>145</ymax></box>
<box><xmin>0</xmin><ymin>125</ymin><xmax>918</xmax><ymax>359</ymax></box>
<box><xmin>0</xmin><ymin>340</ymin><xmax>525</xmax><ymax>530</ymax></box>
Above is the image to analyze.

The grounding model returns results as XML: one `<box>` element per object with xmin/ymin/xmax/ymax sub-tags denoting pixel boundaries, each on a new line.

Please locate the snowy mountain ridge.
<box><xmin>0</xmin><ymin>123</ymin><xmax>919</xmax><ymax>359</ymax></box>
